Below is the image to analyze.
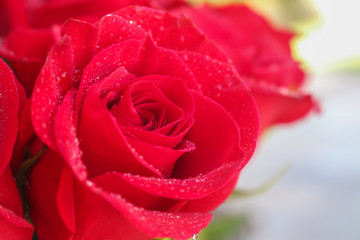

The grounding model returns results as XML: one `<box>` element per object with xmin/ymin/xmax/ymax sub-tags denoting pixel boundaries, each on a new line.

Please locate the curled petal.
<box><xmin>54</xmin><ymin>88</ymin><xmax>87</xmax><ymax>180</ymax></box>
<box><xmin>86</xmin><ymin>182</ymin><xmax>212</xmax><ymax>240</ymax></box>
<box><xmin>116</xmin><ymin>160</ymin><xmax>241</xmax><ymax>200</ymax></box>
<box><xmin>179</xmin><ymin>173</ymin><xmax>239</xmax><ymax>213</ymax></box>
<box><xmin>31</xmin><ymin>36</ymin><xmax>75</xmax><ymax>149</ymax></box>
<box><xmin>61</xmin><ymin>19</ymin><xmax>98</xmax><ymax>70</ymax></box>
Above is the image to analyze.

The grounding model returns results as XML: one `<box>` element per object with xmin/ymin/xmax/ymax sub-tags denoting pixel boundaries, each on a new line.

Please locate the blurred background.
<box><xmin>194</xmin><ymin>0</ymin><xmax>360</xmax><ymax>239</ymax></box>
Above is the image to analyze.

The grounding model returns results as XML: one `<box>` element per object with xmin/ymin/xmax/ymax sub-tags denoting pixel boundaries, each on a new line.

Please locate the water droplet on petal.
<box><xmin>180</xmin><ymin>35</ymin><xmax>185</xmax><ymax>44</ymax></box>
<box><xmin>86</xmin><ymin>181</ymin><xmax>94</xmax><ymax>187</ymax></box>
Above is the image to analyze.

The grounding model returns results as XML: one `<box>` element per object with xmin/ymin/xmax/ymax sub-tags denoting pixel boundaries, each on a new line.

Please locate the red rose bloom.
<box><xmin>27</xmin><ymin>6</ymin><xmax>258</xmax><ymax>240</ymax></box>
<box><xmin>175</xmin><ymin>4</ymin><xmax>317</xmax><ymax>133</ymax></box>
<box><xmin>0</xmin><ymin>59</ymin><xmax>33</xmax><ymax>240</ymax></box>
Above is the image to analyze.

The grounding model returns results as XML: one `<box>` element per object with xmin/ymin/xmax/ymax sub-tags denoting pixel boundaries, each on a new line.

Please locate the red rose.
<box><xmin>0</xmin><ymin>59</ymin><xmax>33</xmax><ymax>239</ymax></box>
<box><xmin>0</xmin><ymin>0</ymin><xmax>186</xmax><ymax>96</ymax></box>
<box><xmin>175</xmin><ymin>4</ymin><xmax>317</xmax><ymax>133</ymax></box>
<box><xmin>26</xmin><ymin>6</ymin><xmax>258</xmax><ymax>240</ymax></box>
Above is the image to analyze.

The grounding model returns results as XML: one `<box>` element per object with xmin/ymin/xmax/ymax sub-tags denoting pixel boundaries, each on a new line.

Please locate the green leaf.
<box><xmin>197</xmin><ymin>214</ymin><xmax>248</xmax><ymax>240</ymax></box>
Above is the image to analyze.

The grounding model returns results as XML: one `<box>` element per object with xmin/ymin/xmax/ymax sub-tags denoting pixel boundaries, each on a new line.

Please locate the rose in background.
<box><xmin>174</xmin><ymin>4</ymin><xmax>318</xmax><ymax>133</ymax></box>
<box><xmin>0</xmin><ymin>0</ymin><xmax>186</xmax><ymax>96</ymax></box>
<box><xmin>0</xmin><ymin>59</ymin><xmax>33</xmax><ymax>239</ymax></box>
<box><xmin>18</xmin><ymin>6</ymin><xmax>258</xmax><ymax>240</ymax></box>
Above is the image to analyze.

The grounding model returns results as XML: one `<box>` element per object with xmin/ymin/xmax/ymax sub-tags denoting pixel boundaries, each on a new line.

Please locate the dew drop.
<box><xmin>180</xmin><ymin>35</ymin><xmax>185</xmax><ymax>44</ymax></box>
<box><xmin>192</xmin><ymin>234</ymin><xmax>199</xmax><ymax>239</ymax></box>
<box><xmin>86</xmin><ymin>181</ymin><xmax>93</xmax><ymax>187</ymax></box>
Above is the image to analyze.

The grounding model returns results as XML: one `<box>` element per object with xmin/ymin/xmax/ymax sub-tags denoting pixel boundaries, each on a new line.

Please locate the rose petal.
<box><xmin>56</xmin><ymin>167</ymin><xmax>76</xmax><ymax>233</ymax></box>
<box><xmin>96</xmin><ymin>14</ymin><xmax>147</xmax><ymax>51</ymax></box>
<box><xmin>136</xmin><ymin>37</ymin><xmax>200</xmax><ymax>91</ymax></box>
<box><xmin>92</xmin><ymin>173</ymin><xmax>178</xmax><ymax>211</ymax></box>
<box><xmin>78</xmin><ymin>81</ymin><xmax>162</xmax><ymax>178</ymax></box>
<box><xmin>84</xmin><ymin>182</ymin><xmax>212</xmax><ymax>240</ymax></box>
<box><xmin>250</xmin><ymin>82</ymin><xmax>317</xmax><ymax>132</ymax></box>
<box><xmin>0</xmin><ymin>167</ymin><xmax>23</xmax><ymax>217</ymax></box>
<box><xmin>0</xmin><ymin>59</ymin><xmax>20</xmax><ymax>174</ymax></box>
<box><xmin>53</xmin><ymin>88</ymin><xmax>87</xmax><ymax>180</ymax></box>
<box><xmin>31</xmin><ymin>35</ymin><xmax>75</xmax><ymax>149</ymax></box>
<box><xmin>96</xmin><ymin>66</ymin><xmax>137</xmax><ymax>96</ymax></box>
<box><xmin>251</xmin><ymin>60</ymin><xmax>305</xmax><ymax>88</ymax></box>
<box><xmin>172</xmin><ymin>91</ymin><xmax>244</xmax><ymax>178</ymax></box>
<box><xmin>10</xmin><ymin>98</ymin><xmax>34</xmax><ymax>171</ymax></box>
<box><xmin>117</xmin><ymin>160</ymin><xmax>241</xmax><ymax>200</ymax></box>
<box><xmin>134</xmin><ymin>75</ymin><xmax>195</xmax><ymax>135</ymax></box>
<box><xmin>29</xmin><ymin>150</ymin><xmax>73</xmax><ymax>240</ymax></box>
<box><xmin>0</xmin><ymin>204</ymin><xmax>33</xmax><ymax>240</ymax></box>
<box><xmin>73</xmin><ymin>180</ymin><xmax>150</xmax><ymax>240</ymax></box>
<box><xmin>114</xmin><ymin>6</ymin><xmax>229</xmax><ymax>62</ymax></box>
<box><xmin>178</xmin><ymin>51</ymin><xmax>259</xmax><ymax>162</ymax></box>
<box><xmin>61</xmin><ymin>19</ymin><xmax>98</xmax><ymax>71</ymax></box>
<box><xmin>76</xmin><ymin>39</ymin><xmax>144</xmax><ymax>110</ymax></box>
<box><xmin>114</xmin><ymin>79</ymin><xmax>185</xmax><ymax>132</ymax></box>
<box><xmin>126</xmin><ymin>136</ymin><xmax>192</xmax><ymax>178</ymax></box>
<box><xmin>110</xmin><ymin>82</ymin><xmax>142</xmax><ymax>126</ymax></box>
<box><xmin>121</xmin><ymin>75</ymin><xmax>195</xmax><ymax>148</ymax></box>
<box><xmin>179</xmin><ymin>173</ymin><xmax>240</xmax><ymax>213</ymax></box>
<box><xmin>176</xmin><ymin>5</ymin><xmax>300</xmax><ymax>88</ymax></box>
<box><xmin>76</xmin><ymin>36</ymin><xmax>200</xmax><ymax>110</ymax></box>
